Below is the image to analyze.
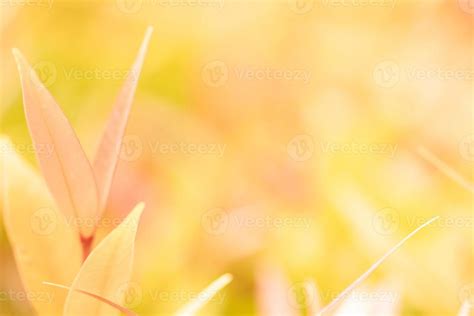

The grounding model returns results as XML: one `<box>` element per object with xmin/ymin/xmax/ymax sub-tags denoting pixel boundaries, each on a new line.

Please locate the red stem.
<box><xmin>80</xmin><ymin>234</ymin><xmax>94</xmax><ymax>262</ymax></box>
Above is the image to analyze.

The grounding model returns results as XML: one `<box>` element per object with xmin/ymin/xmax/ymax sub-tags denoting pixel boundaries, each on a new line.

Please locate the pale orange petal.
<box><xmin>12</xmin><ymin>49</ymin><xmax>99</xmax><ymax>237</ymax></box>
<box><xmin>256</xmin><ymin>265</ymin><xmax>297</xmax><ymax>316</ymax></box>
<box><xmin>317</xmin><ymin>216</ymin><xmax>439</xmax><ymax>315</ymax></box>
<box><xmin>176</xmin><ymin>274</ymin><xmax>233</xmax><ymax>316</ymax></box>
<box><xmin>93</xmin><ymin>26</ymin><xmax>153</xmax><ymax>214</ymax></box>
<box><xmin>0</xmin><ymin>137</ymin><xmax>82</xmax><ymax>315</ymax></box>
<box><xmin>44</xmin><ymin>282</ymin><xmax>137</xmax><ymax>316</ymax></box>
<box><xmin>458</xmin><ymin>301</ymin><xmax>472</xmax><ymax>316</ymax></box>
<box><xmin>63</xmin><ymin>202</ymin><xmax>144</xmax><ymax>316</ymax></box>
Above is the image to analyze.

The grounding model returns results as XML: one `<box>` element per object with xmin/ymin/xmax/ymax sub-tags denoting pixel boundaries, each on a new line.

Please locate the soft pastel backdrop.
<box><xmin>0</xmin><ymin>0</ymin><xmax>473</xmax><ymax>315</ymax></box>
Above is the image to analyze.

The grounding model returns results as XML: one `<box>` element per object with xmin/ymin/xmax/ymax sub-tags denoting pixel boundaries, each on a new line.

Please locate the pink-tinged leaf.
<box><xmin>256</xmin><ymin>265</ymin><xmax>297</xmax><ymax>316</ymax></box>
<box><xmin>64</xmin><ymin>202</ymin><xmax>144</xmax><ymax>316</ymax></box>
<box><xmin>317</xmin><ymin>216</ymin><xmax>439</xmax><ymax>316</ymax></box>
<box><xmin>458</xmin><ymin>301</ymin><xmax>472</xmax><ymax>316</ymax></box>
<box><xmin>93</xmin><ymin>26</ymin><xmax>153</xmax><ymax>214</ymax></box>
<box><xmin>12</xmin><ymin>49</ymin><xmax>99</xmax><ymax>237</ymax></box>
<box><xmin>44</xmin><ymin>282</ymin><xmax>137</xmax><ymax>316</ymax></box>
<box><xmin>304</xmin><ymin>280</ymin><xmax>321</xmax><ymax>316</ymax></box>
<box><xmin>417</xmin><ymin>146</ymin><xmax>474</xmax><ymax>194</ymax></box>
<box><xmin>176</xmin><ymin>274</ymin><xmax>233</xmax><ymax>316</ymax></box>
<box><xmin>331</xmin><ymin>286</ymin><xmax>399</xmax><ymax>316</ymax></box>
<box><xmin>0</xmin><ymin>137</ymin><xmax>82</xmax><ymax>315</ymax></box>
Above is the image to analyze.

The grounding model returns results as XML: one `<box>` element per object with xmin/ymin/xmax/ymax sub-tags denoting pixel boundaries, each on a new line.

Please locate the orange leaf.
<box><xmin>176</xmin><ymin>274</ymin><xmax>233</xmax><ymax>316</ymax></box>
<box><xmin>63</xmin><ymin>202</ymin><xmax>144</xmax><ymax>316</ymax></box>
<box><xmin>12</xmin><ymin>49</ymin><xmax>99</xmax><ymax>237</ymax></box>
<box><xmin>44</xmin><ymin>282</ymin><xmax>137</xmax><ymax>316</ymax></box>
<box><xmin>317</xmin><ymin>216</ymin><xmax>439</xmax><ymax>315</ymax></box>
<box><xmin>0</xmin><ymin>137</ymin><xmax>82</xmax><ymax>315</ymax></box>
<box><xmin>93</xmin><ymin>26</ymin><xmax>153</xmax><ymax>214</ymax></box>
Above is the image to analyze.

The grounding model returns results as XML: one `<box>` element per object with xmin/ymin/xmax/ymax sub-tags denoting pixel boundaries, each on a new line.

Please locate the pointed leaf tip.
<box><xmin>176</xmin><ymin>273</ymin><xmax>233</xmax><ymax>316</ymax></box>
<box><xmin>1</xmin><ymin>137</ymin><xmax>82</xmax><ymax>315</ymax></box>
<box><xmin>13</xmin><ymin>48</ymin><xmax>99</xmax><ymax>237</ymax></box>
<box><xmin>317</xmin><ymin>215</ymin><xmax>439</xmax><ymax>315</ymax></box>
<box><xmin>12</xmin><ymin>48</ymin><xmax>21</xmax><ymax>63</ymax></box>
<box><xmin>64</xmin><ymin>202</ymin><xmax>144</xmax><ymax>316</ymax></box>
<box><xmin>93</xmin><ymin>27</ymin><xmax>153</xmax><ymax>214</ymax></box>
<box><xmin>44</xmin><ymin>282</ymin><xmax>138</xmax><ymax>316</ymax></box>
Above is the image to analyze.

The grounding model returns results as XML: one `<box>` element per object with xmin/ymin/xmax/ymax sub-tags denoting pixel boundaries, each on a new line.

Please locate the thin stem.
<box><xmin>43</xmin><ymin>281</ymin><xmax>137</xmax><ymax>316</ymax></box>
<box><xmin>80</xmin><ymin>234</ymin><xmax>94</xmax><ymax>262</ymax></box>
<box><xmin>317</xmin><ymin>216</ymin><xmax>439</xmax><ymax>316</ymax></box>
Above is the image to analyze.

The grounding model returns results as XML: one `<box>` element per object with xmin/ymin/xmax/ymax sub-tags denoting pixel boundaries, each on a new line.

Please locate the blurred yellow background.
<box><xmin>0</xmin><ymin>0</ymin><xmax>472</xmax><ymax>315</ymax></box>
